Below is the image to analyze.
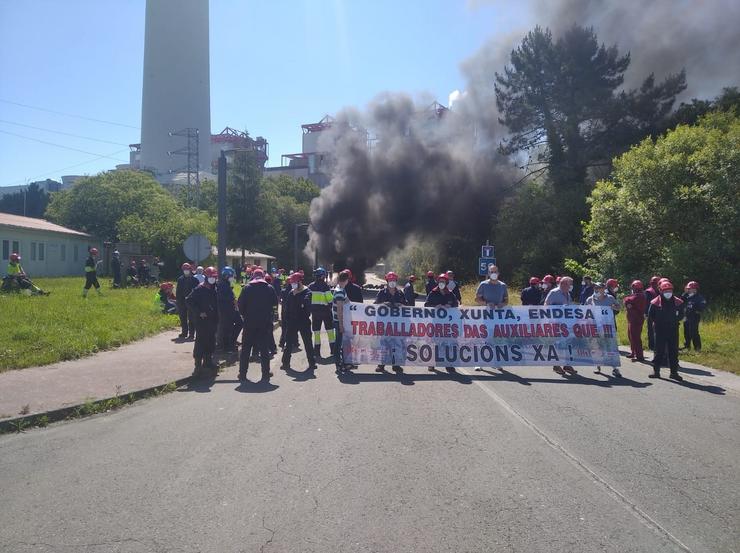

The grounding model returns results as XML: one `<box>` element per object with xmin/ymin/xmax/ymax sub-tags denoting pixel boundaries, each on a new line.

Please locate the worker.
<box><xmin>185</xmin><ymin>266</ymin><xmax>219</xmax><ymax>377</ymax></box>
<box><xmin>425</xmin><ymin>271</ymin><xmax>436</xmax><ymax>295</ymax></box>
<box><xmin>157</xmin><ymin>282</ymin><xmax>178</xmax><ymax>314</ymax></box>
<box><xmin>280</xmin><ymin>271</ymin><xmax>317</xmax><ymax>372</ymax></box>
<box><xmin>308</xmin><ymin>267</ymin><xmax>335</xmax><ymax>358</ymax></box>
<box><xmin>623</xmin><ymin>280</ymin><xmax>647</xmax><ymax>362</ymax></box>
<box><xmin>374</xmin><ymin>271</ymin><xmax>407</xmax><ymax>373</ymax></box>
<box><xmin>403</xmin><ymin>274</ymin><xmax>418</xmax><ymax>305</ymax></box>
<box><xmin>543</xmin><ymin>276</ymin><xmax>576</xmax><ymax>375</ymax></box>
<box><xmin>475</xmin><ymin>264</ymin><xmax>509</xmax><ymax>308</ymax></box>
<box><xmin>2</xmin><ymin>253</ymin><xmax>48</xmax><ymax>295</ymax></box>
<box><xmin>175</xmin><ymin>262</ymin><xmax>199</xmax><ymax>339</ymax></box>
<box><xmin>606</xmin><ymin>278</ymin><xmax>620</xmax><ymax>299</ymax></box>
<box><xmin>82</xmin><ymin>247</ymin><xmax>101</xmax><ymax>297</ymax></box>
<box><xmin>520</xmin><ymin>277</ymin><xmax>542</xmax><ymax>306</ymax></box>
<box><xmin>579</xmin><ymin>275</ymin><xmax>594</xmax><ymax>304</ymax></box>
<box><xmin>644</xmin><ymin>276</ymin><xmax>661</xmax><ymax>351</ymax></box>
<box><xmin>682</xmin><ymin>281</ymin><xmax>706</xmax><ymax>352</ymax></box>
<box><xmin>647</xmin><ymin>280</ymin><xmax>684</xmax><ymax>381</ymax></box>
<box><xmin>137</xmin><ymin>259</ymin><xmax>150</xmax><ymax>286</ymax></box>
<box><xmin>343</xmin><ymin>269</ymin><xmax>364</xmax><ymax>303</ymax></box>
<box><xmin>446</xmin><ymin>270</ymin><xmax>462</xmax><ymax>303</ymax></box>
<box><xmin>264</xmin><ymin>274</ymin><xmax>278</xmax><ymax>356</ymax></box>
<box><xmin>111</xmin><ymin>250</ymin><xmax>122</xmax><ymax>288</ymax></box>
<box><xmin>216</xmin><ymin>266</ymin><xmax>239</xmax><ymax>352</ymax></box>
<box><xmin>126</xmin><ymin>261</ymin><xmax>139</xmax><ymax>287</ymax></box>
<box><xmin>424</xmin><ymin>273</ymin><xmax>459</xmax><ymax>373</ymax></box>
<box><xmin>194</xmin><ymin>265</ymin><xmax>205</xmax><ymax>285</ymax></box>
<box><xmin>237</xmin><ymin>268</ymin><xmax>278</xmax><ymax>382</ymax></box>
<box><xmin>585</xmin><ymin>282</ymin><xmax>621</xmax><ymax>377</ymax></box>
<box><xmin>539</xmin><ymin>274</ymin><xmax>555</xmax><ymax>304</ymax></box>
<box><xmin>332</xmin><ymin>270</ymin><xmax>350</xmax><ymax>372</ymax></box>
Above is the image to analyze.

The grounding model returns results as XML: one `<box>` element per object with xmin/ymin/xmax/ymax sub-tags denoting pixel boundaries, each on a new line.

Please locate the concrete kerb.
<box><xmin>0</xmin><ymin>320</ymin><xmax>283</xmax><ymax>434</ymax></box>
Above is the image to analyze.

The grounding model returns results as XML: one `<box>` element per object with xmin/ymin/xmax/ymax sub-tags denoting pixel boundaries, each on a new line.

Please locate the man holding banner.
<box><xmin>543</xmin><ymin>276</ymin><xmax>577</xmax><ymax>375</ymax></box>
<box><xmin>424</xmin><ymin>273</ymin><xmax>459</xmax><ymax>372</ymax></box>
<box><xmin>374</xmin><ymin>272</ymin><xmax>407</xmax><ymax>373</ymax></box>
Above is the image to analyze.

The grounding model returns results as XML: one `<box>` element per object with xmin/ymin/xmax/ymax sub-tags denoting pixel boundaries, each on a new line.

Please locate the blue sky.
<box><xmin>0</xmin><ymin>0</ymin><xmax>528</xmax><ymax>187</ymax></box>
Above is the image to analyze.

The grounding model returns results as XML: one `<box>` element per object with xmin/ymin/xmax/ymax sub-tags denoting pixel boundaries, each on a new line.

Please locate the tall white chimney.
<box><xmin>140</xmin><ymin>0</ymin><xmax>211</xmax><ymax>177</ymax></box>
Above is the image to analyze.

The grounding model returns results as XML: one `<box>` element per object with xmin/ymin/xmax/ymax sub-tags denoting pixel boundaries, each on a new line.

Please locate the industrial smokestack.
<box><xmin>140</xmin><ymin>0</ymin><xmax>211</xmax><ymax>177</ymax></box>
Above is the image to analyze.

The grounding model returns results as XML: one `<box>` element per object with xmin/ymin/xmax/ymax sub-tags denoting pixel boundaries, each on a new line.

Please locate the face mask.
<box><xmin>388</xmin><ymin>281</ymin><xmax>397</xmax><ymax>289</ymax></box>
<box><xmin>687</xmin><ymin>291</ymin><xmax>696</xmax><ymax>296</ymax></box>
<box><xmin>489</xmin><ymin>273</ymin><xmax>498</xmax><ymax>280</ymax></box>
<box><xmin>291</xmin><ymin>282</ymin><xmax>298</xmax><ymax>290</ymax></box>
<box><xmin>183</xmin><ymin>270</ymin><xmax>191</xmax><ymax>276</ymax></box>
<box><xmin>448</xmin><ymin>281</ymin><xmax>456</xmax><ymax>290</ymax></box>
<box><xmin>207</xmin><ymin>277</ymin><xmax>217</xmax><ymax>285</ymax></box>
<box><xmin>438</xmin><ymin>282</ymin><xmax>447</xmax><ymax>290</ymax></box>
<box><xmin>613</xmin><ymin>287</ymin><xmax>619</xmax><ymax>292</ymax></box>
<box><xmin>663</xmin><ymin>292</ymin><xmax>673</xmax><ymax>299</ymax></box>
<box><xmin>568</xmin><ymin>285</ymin><xmax>574</xmax><ymax>292</ymax></box>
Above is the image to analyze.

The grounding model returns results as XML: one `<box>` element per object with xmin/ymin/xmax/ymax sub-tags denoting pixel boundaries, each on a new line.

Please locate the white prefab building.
<box><xmin>0</xmin><ymin>213</ymin><xmax>101</xmax><ymax>278</ymax></box>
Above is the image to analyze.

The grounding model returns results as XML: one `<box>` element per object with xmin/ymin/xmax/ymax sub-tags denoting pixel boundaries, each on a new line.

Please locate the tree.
<box><xmin>0</xmin><ymin>183</ymin><xmax>49</xmax><ymax>218</ymax></box>
<box><xmin>583</xmin><ymin>111</ymin><xmax>740</xmax><ymax>302</ymax></box>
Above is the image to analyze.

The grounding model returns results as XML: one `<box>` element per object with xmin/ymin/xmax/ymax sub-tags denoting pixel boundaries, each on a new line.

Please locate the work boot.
<box><xmin>648</xmin><ymin>367</ymin><xmax>660</xmax><ymax>379</ymax></box>
<box><xmin>669</xmin><ymin>369</ymin><xmax>684</xmax><ymax>382</ymax></box>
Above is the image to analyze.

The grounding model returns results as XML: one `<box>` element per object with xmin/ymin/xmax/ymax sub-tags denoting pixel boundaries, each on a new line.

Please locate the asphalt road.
<box><xmin>1</xmin><ymin>334</ymin><xmax>738</xmax><ymax>553</ymax></box>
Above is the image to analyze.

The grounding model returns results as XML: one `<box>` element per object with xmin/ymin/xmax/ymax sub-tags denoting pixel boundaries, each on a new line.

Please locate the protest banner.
<box><xmin>341</xmin><ymin>304</ymin><xmax>620</xmax><ymax>367</ymax></box>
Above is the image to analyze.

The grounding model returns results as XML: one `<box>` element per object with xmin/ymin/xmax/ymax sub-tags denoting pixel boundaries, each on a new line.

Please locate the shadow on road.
<box><xmin>235</xmin><ymin>379</ymin><xmax>279</xmax><ymax>393</ymax></box>
<box><xmin>663</xmin><ymin>377</ymin><xmax>725</xmax><ymax>395</ymax></box>
<box><xmin>283</xmin><ymin>366</ymin><xmax>317</xmax><ymax>381</ymax></box>
<box><xmin>677</xmin><ymin>365</ymin><xmax>715</xmax><ymax>377</ymax></box>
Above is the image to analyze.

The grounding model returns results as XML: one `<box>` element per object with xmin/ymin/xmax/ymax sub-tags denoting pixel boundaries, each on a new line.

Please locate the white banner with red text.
<box><xmin>341</xmin><ymin>303</ymin><xmax>620</xmax><ymax>367</ymax></box>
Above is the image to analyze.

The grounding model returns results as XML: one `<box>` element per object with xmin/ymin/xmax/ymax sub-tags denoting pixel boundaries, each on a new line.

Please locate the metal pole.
<box><xmin>217</xmin><ymin>151</ymin><xmax>227</xmax><ymax>271</ymax></box>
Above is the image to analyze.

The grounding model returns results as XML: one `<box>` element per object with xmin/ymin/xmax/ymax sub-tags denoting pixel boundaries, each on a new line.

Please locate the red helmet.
<box><xmin>649</xmin><ymin>276</ymin><xmax>661</xmax><ymax>287</ymax></box>
<box><xmin>339</xmin><ymin>269</ymin><xmax>352</xmax><ymax>278</ymax></box>
<box><xmin>542</xmin><ymin>274</ymin><xmax>555</xmax><ymax>284</ymax></box>
<box><xmin>9</xmin><ymin>253</ymin><xmax>20</xmax><ymax>262</ymax></box>
<box><xmin>658</xmin><ymin>277</ymin><xmax>670</xmax><ymax>286</ymax></box>
<box><xmin>408</xmin><ymin>275</ymin><xmax>417</xmax><ymax>282</ymax></box>
<box><xmin>181</xmin><ymin>262</ymin><xmax>192</xmax><ymax>271</ymax></box>
<box><xmin>659</xmin><ymin>280</ymin><xmax>674</xmax><ymax>292</ymax></box>
<box><xmin>529</xmin><ymin>276</ymin><xmax>540</xmax><ymax>286</ymax></box>
<box><xmin>606</xmin><ymin>278</ymin><xmax>618</xmax><ymax>289</ymax></box>
<box><xmin>288</xmin><ymin>272</ymin><xmax>303</xmax><ymax>284</ymax></box>
<box><xmin>385</xmin><ymin>272</ymin><xmax>398</xmax><ymax>282</ymax></box>
<box><xmin>427</xmin><ymin>271</ymin><xmax>435</xmax><ymax>278</ymax></box>
<box><xmin>252</xmin><ymin>268</ymin><xmax>265</xmax><ymax>280</ymax></box>
<box><xmin>159</xmin><ymin>282</ymin><xmax>173</xmax><ymax>291</ymax></box>
<box><xmin>685</xmin><ymin>281</ymin><xmax>699</xmax><ymax>290</ymax></box>
<box><xmin>437</xmin><ymin>273</ymin><xmax>449</xmax><ymax>282</ymax></box>
<box><xmin>630</xmin><ymin>280</ymin><xmax>644</xmax><ymax>291</ymax></box>
<box><xmin>90</xmin><ymin>247</ymin><xmax>99</xmax><ymax>256</ymax></box>
<box><xmin>265</xmin><ymin>274</ymin><xmax>273</xmax><ymax>283</ymax></box>
<box><xmin>204</xmin><ymin>266</ymin><xmax>218</xmax><ymax>278</ymax></box>
<box><xmin>555</xmin><ymin>276</ymin><xmax>562</xmax><ymax>284</ymax></box>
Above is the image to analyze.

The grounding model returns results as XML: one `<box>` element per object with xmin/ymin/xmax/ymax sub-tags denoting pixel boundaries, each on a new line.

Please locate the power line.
<box><xmin>0</xmin><ymin>99</ymin><xmax>140</xmax><ymax>129</ymax></box>
<box><xmin>0</xmin><ymin>148</ymin><xmax>130</xmax><ymax>188</ymax></box>
<box><xmin>0</xmin><ymin>129</ymin><xmax>130</xmax><ymax>161</ymax></box>
<box><xmin>0</xmin><ymin>119</ymin><xmax>130</xmax><ymax>146</ymax></box>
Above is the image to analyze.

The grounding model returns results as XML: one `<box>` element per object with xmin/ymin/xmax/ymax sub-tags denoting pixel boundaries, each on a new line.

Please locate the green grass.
<box><xmin>461</xmin><ymin>283</ymin><xmax>740</xmax><ymax>376</ymax></box>
<box><xmin>0</xmin><ymin>277</ymin><xmax>179</xmax><ymax>372</ymax></box>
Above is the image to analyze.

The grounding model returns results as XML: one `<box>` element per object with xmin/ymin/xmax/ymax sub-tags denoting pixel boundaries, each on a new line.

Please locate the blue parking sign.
<box><xmin>478</xmin><ymin>257</ymin><xmax>496</xmax><ymax>275</ymax></box>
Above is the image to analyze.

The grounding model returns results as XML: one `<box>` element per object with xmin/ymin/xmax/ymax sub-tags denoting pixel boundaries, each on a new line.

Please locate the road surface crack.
<box><xmin>259</xmin><ymin>515</ymin><xmax>276</xmax><ymax>553</ymax></box>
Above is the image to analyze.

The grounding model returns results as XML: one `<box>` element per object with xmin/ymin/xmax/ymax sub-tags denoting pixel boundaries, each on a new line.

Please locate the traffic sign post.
<box><xmin>478</xmin><ymin>257</ymin><xmax>496</xmax><ymax>276</ymax></box>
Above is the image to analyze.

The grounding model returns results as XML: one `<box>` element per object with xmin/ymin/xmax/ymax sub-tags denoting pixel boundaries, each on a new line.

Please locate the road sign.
<box><xmin>482</xmin><ymin>245</ymin><xmax>494</xmax><ymax>258</ymax></box>
<box><xmin>478</xmin><ymin>257</ymin><xmax>496</xmax><ymax>276</ymax></box>
<box><xmin>183</xmin><ymin>233</ymin><xmax>211</xmax><ymax>263</ymax></box>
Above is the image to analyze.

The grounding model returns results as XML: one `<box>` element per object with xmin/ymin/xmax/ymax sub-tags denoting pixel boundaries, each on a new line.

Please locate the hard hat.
<box><xmin>659</xmin><ymin>280</ymin><xmax>674</xmax><ymax>291</ymax></box>
<box><xmin>408</xmin><ymin>275</ymin><xmax>417</xmax><ymax>282</ymax></box>
<box><xmin>221</xmin><ymin>266</ymin><xmax>235</xmax><ymax>278</ymax></box>
<box><xmin>437</xmin><ymin>273</ymin><xmax>449</xmax><ymax>282</ymax></box>
<box><xmin>542</xmin><ymin>274</ymin><xmax>555</xmax><ymax>284</ymax></box>
<box><xmin>314</xmin><ymin>267</ymin><xmax>327</xmax><ymax>278</ymax></box>
<box><xmin>113</xmin><ymin>250</ymin><xmax>120</xmax><ymax>256</ymax></box>
<box><xmin>427</xmin><ymin>271</ymin><xmax>435</xmax><ymax>278</ymax></box>
<box><xmin>650</xmin><ymin>276</ymin><xmax>661</xmax><ymax>286</ymax></box>
<box><xmin>265</xmin><ymin>274</ymin><xmax>273</xmax><ymax>283</ymax></box>
<box><xmin>196</xmin><ymin>266</ymin><xmax>204</xmax><ymax>271</ymax></box>
<box><xmin>204</xmin><ymin>266</ymin><xmax>218</xmax><ymax>278</ymax></box>
<box><xmin>606</xmin><ymin>278</ymin><xmax>619</xmax><ymax>288</ymax></box>
<box><xmin>159</xmin><ymin>282</ymin><xmax>173</xmax><ymax>291</ymax></box>
<box><xmin>9</xmin><ymin>253</ymin><xmax>20</xmax><ymax>262</ymax></box>
<box><xmin>529</xmin><ymin>276</ymin><xmax>540</xmax><ymax>286</ymax></box>
<box><xmin>289</xmin><ymin>272</ymin><xmax>303</xmax><ymax>284</ymax></box>
<box><xmin>631</xmin><ymin>280</ymin><xmax>644</xmax><ymax>290</ymax></box>
<box><xmin>555</xmin><ymin>276</ymin><xmax>562</xmax><ymax>284</ymax></box>
<box><xmin>446</xmin><ymin>270</ymin><xmax>455</xmax><ymax>278</ymax></box>
<box><xmin>252</xmin><ymin>268</ymin><xmax>266</xmax><ymax>280</ymax></box>
<box><xmin>90</xmin><ymin>247</ymin><xmax>99</xmax><ymax>256</ymax></box>
<box><xmin>594</xmin><ymin>281</ymin><xmax>606</xmax><ymax>289</ymax></box>
<box><xmin>385</xmin><ymin>271</ymin><xmax>398</xmax><ymax>281</ymax></box>
<box><xmin>181</xmin><ymin>262</ymin><xmax>192</xmax><ymax>271</ymax></box>
<box><xmin>685</xmin><ymin>281</ymin><xmax>699</xmax><ymax>290</ymax></box>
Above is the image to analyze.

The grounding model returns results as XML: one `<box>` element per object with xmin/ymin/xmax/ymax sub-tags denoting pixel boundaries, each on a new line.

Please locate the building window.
<box><xmin>60</xmin><ymin>244</ymin><xmax>66</xmax><ymax>261</ymax></box>
<box><xmin>31</xmin><ymin>242</ymin><xmax>37</xmax><ymax>261</ymax></box>
<box><xmin>38</xmin><ymin>243</ymin><xmax>45</xmax><ymax>261</ymax></box>
<box><xmin>73</xmin><ymin>244</ymin><xmax>79</xmax><ymax>262</ymax></box>
<box><xmin>2</xmin><ymin>240</ymin><xmax>8</xmax><ymax>260</ymax></box>
<box><xmin>12</xmin><ymin>241</ymin><xmax>19</xmax><ymax>256</ymax></box>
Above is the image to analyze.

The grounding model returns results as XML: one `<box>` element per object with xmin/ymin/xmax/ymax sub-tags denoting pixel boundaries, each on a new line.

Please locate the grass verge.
<box><xmin>0</xmin><ymin>277</ymin><xmax>178</xmax><ymax>372</ymax></box>
<box><xmin>460</xmin><ymin>283</ymin><xmax>739</xmax><ymax>376</ymax></box>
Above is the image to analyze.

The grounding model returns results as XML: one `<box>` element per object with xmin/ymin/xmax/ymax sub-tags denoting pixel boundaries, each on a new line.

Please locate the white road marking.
<box><xmin>460</xmin><ymin>368</ymin><xmax>693</xmax><ymax>553</ymax></box>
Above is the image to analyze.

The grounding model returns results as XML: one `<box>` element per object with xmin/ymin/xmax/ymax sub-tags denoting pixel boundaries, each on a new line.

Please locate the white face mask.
<box><xmin>568</xmin><ymin>285</ymin><xmax>574</xmax><ymax>292</ymax></box>
<box><xmin>291</xmin><ymin>282</ymin><xmax>298</xmax><ymax>290</ymax></box>
<box><xmin>489</xmin><ymin>273</ymin><xmax>498</xmax><ymax>280</ymax></box>
<box><xmin>207</xmin><ymin>277</ymin><xmax>217</xmax><ymax>285</ymax></box>
<box><xmin>663</xmin><ymin>292</ymin><xmax>673</xmax><ymax>299</ymax></box>
<box><xmin>687</xmin><ymin>291</ymin><xmax>696</xmax><ymax>296</ymax></box>
<box><xmin>438</xmin><ymin>282</ymin><xmax>447</xmax><ymax>290</ymax></box>
<box><xmin>448</xmin><ymin>281</ymin><xmax>456</xmax><ymax>290</ymax></box>
<box><xmin>183</xmin><ymin>270</ymin><xmax>191</xmax><ymax>276</ymax></box>
<box><xmin>388</xmin><ymin>281</ymin><xmax>397</xmax><ymax>289</ymax></box>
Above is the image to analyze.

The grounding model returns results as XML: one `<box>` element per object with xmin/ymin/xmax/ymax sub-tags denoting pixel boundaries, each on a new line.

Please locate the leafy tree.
<box><xmin>583</xmin><ymin>111</ymin><xmax>740</xmax><ymax>302</ymax></box>
<box><xmin>0</xmin><ymin>183</ymin><xmax>49</xmax><ymax>218</ymax></box>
